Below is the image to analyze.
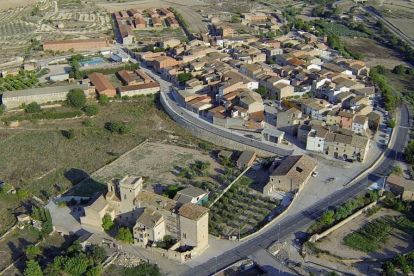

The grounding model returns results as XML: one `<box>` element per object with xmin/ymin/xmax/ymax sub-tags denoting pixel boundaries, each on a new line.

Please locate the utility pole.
<box><xmin>215</xmin><ymin>255</ymin><xmax>218</xmax><ymax>275</ymax></box>
<box><xmin>278</xmin><ymin>223</ymin><xmax>281</xmax><ymax>242</ymax></box>
<box><xmin>238</xmin><ymin>225</ymin><xmax>241</xmax><ymax>241</ymax></box>
<box><xmin>381</xmin><ymin>175</ymin><xmax>387</xmax><ymax>196</ymax></box>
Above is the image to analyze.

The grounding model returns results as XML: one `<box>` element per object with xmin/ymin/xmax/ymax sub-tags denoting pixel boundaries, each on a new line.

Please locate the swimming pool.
<box><xmin>79</xmin><ymin>57</ymin><xmax>105</xmax><ymax>67</ymax></box>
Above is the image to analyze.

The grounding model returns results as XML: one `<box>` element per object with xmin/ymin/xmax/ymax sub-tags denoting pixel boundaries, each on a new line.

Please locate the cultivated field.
<box><xmin>0</xmin><ymin>0</ymin><xmax>112</xmax><ymax>64</ymax></box>
<box><xmin>0</xmin><ymin>0</ymin><xmax>39</xmax><ymax>11</ymax></box>
<box><xmin>315</xmin><ymin>208</ymin><xmax>414</xmax><ymax>259</ymax></box>
<box><xmin>341</xmin><ymin>37</ymin><xmax>411</xmax><ymax>68</ymax></box>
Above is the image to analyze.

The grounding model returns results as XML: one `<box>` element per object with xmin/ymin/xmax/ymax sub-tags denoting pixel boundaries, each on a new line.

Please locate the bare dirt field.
<box><xmin>341</xmin><ymin>37</ymin><xmax>411</xmax><ymax>69</ymax></box>
<box><xmin>91</xmin><ymin>142</ymin><xmax>223</xmax><ymax>194</ymax></box>
<box><xmin>316</xmin><ymin>208</ymin><xmax>413</xmax><ymax>260</ymax></box>
<box><xmin>387</xmin><ymin>17</ymin><xmax>414</xmax><ymax>41</ymax></box>
<box><xmin>0</xmin><ymin>0</ymin><xmax>39</xmax><ymax>11</ymax></box>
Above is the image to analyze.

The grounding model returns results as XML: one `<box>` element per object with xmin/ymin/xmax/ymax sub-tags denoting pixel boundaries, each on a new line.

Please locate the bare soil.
<box><xmin>91</xmin><ymin>142</ymin><xmax>224</xmax><ymax>194</ymax></box>
<box><xmin>341</xmin><ymin>37</ymin><xmax>411</xmax><ymax>69</ymax></box>
<box><xmin>0</xmin><ymin>0</ymin><xmax>39</xmax><ymax>11</ymax></box>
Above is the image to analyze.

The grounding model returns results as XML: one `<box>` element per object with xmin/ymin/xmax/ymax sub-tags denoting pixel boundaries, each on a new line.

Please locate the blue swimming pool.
<box><xmin>79</xmin><ymin>57</ymin><xmax>105</xmax><ymax>67</ymax></box>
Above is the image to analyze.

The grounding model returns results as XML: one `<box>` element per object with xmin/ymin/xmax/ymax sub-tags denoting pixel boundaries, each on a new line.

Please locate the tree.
<box><xmin>86</xmin><ymin>265</ymin><xmax>102</xmax><ymax>276</ymax></box>
<box><xmin>0</xmin><ymin>104</ymin><xmax>5</xmax><ymax>115</ymax></box>
<box><xmin>387</xmin><ymin>119</ymin><xmax>396</xmax><ymax>128</ymax></box>
<box><xmin>177</xmin><ymin>73</ymin><xmax>194</xmax><ymax>86</ymax></box>
<box><xmin>24</xmin><ymin>260</ymin><xmax>43</xmax><ymax>276</ymax></box>
<box><xmin>393</xmin><ymin>64</ymin><xmax>405</xmax><ymax>75</ymax></box>
<box><xmin>25</xmin><ymin>245</ymin><xmax>42</xmax><ymax>260</ymax></box>
<box><xmin>266</xmin><ymin>58</ymin><xmax>275</xmax><ymax>64</ymax></box>
<box><xmin>375</xmin><ymin>65</ymin><xmax>388</xmax><ymax>74</ymax></box>
<box><xmin>165</xmin><ymin>185</ymin><xmax>179</xmax><ymax>199</ymax></box>
<box><xmin>66</xmin><ymin>89</ymin><xmax>87</xmax><ymax>108</ymax></box>
<box><xmin>41</xmin><ymin>220</ymin><xmax>53</xmax><ymax>235</ymax></box>
<box><xmin>108</xmin><ymin>121</ymin><xmax>122</xmax><ymax>133</ymax></box>
<box><xmin>99</xmin><ymin>94</ymin><xmax>109</xmax><ymax>105</ymax></box>
<box><xmin>83</xmin><ymin>105</ymin><xmax>100</xmax><ymax>116</ymax></box>
<box><xmin>406</xmin><ymin>67</ymin><xmax>414</xmax><ymax>75</ymax></box>
<box><xmin>17</xmin><ymin>189</ymin><xmax>28</xmax><ymax>200</ymax></box>
<box><xmin>25</xmin><ymin>102</ymin><xmax>42</xmax><ymax>113</ymax></box>
<box><xmin>390</xmin><ymin>166</ymin><xmax>403</xmax><ymax>176</ymax></box>
<box><xmin>121</xmin><ymin>264</ymin><xmax>161</xmax><ymax>276</ymax></box>
<box><xmin>63</xmin><ymin>129</ymin><xmax>75</xmax><ymax>139</ymax></box>
<box><xmin>102</xmin><ymin>214</ymin><xmax>114</xmax><ymax>231</ymax></box>
<box><xmin>382</xmin><ymin>261</ymin><xmax>396</xmax><ymax>276</ymax></box>
<box><xmin>64</xmin><ymin>255</ymin><xmax>88</xmax><ymax>276</ymax></box>
<box><xmin>256</xmin><ymin>87</ymin><xmax>267</xmax><ymax>96</ymax></box>
<box><xmin>91</xmin><ymin>246</ymin><xmax>107</xmax><ymax>263</ymax></box>
<box><xmin>404</xmin><ymin>140</ymin><xmax>414</xmax><ymax>164</ymax></box>
<box><xmin>320</xmin><ymin>211</ymin><xmax>334</xmax><ymax>226</ymax></box>
<box><xmin>116</xmin><ymin>227</ymin><xmax>133</xmax><ymax>243</ymax></box>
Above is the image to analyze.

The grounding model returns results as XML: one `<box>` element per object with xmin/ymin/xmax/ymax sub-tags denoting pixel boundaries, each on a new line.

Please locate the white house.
<box><xmin>352</xmin><ymin>115</ymin><xmax>368</xmax><ymax>135</ymax></box>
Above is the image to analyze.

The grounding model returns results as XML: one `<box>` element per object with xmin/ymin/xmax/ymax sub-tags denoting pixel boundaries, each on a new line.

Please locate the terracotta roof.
<box><xmin>88</xmin><ymin>72</ymin><xmax>115</xmax><ymax>93</ymax></box>
<box><xmin>119</xmin><ymin>24</ymin><xmax>134</xmax><ymax>38</ymax></box>
<box><xmin>178</xmin><ymin>203</ymin><xmax>209</xmax><ymax>221</ymax></box>
<box><xmin>353</xmin><ymin>115</ymin><xmax>367</xmax><ymax>125</ymax></box>
<box><xmin>351</xmin><ymin>135</ymin><xmax>369</xmax><ymax>148</ymax></box>
<box><xmin>87</xmin><ymin>194</ymin><xmax>108</xmax><ymax>212</ymax></box>
<box><xmin>136</xmin><ymin>191</ymin><xmax>181</xmax><ymax>211</ymax></box>
<box><xmin>338</xmin><ymin>110</ymin><xmax>354</xmax><ymax>118</ymax></box>
<box><xmin>237</xmin><ymin>150</ymin><xmax>256</xmax><ymax>165</ymax></box>
<box><xmin>271</xmin><ymin>155</ymin><xmax>317</xmax><ymax>182</ymax></box>
<box><xmin>387</xmin><ymin>173</ymin><xmax>406</xmax><ymax>187</ymax></box>
<box><xmin>286</xmin><ymin>107</ymin><xmax>301</xmax><ymax>114</ymax></box>
<box><xmin>135</xmin><ymin>207</ymin><xmax>163</xmax><ymax>228</ymax></box>
<box><xmin>117</xmin><ymin>70</ymin><xmax>135</xmax><ymax>84</ymax></box>
<box><xmin>117</xmin><ymin>82</ymin><xmax>159</xmax><ymax>92</ymax></box>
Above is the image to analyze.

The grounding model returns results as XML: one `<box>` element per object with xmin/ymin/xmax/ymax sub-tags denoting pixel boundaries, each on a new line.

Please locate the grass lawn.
<box><xmin>0</xmin><ymin>95</ymin><xmax>203</xmax><ymax>234</ymax></box>
<box><xmin>72</xmin><ymin>178</ymin><xmax>107</xmax><ymax>197</ymax></box>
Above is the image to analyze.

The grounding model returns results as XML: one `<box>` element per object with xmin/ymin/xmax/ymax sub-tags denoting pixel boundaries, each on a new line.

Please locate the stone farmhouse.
<box><xmin>263</xmin><ymin>155</ymin><xmax>317</xmax><ymax>194</ymax></box>
<box><xmin>81</xmin><ymin>176</ymin><xmax>209</xmax><ymax>261</ymax></box>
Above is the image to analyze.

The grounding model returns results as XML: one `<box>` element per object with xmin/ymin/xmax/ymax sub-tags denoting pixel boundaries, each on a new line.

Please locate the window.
<box><xmin>124</xmin><ymin>194</ymin><xmax>127</xmax><ymax>200</ymax></box>
<box><xmin>183</xmin><ymin>233</ymin><xmax>187</xmax><ymax>239</ymax></box>
<box><xmin>318</xmin><ymin>144</ymin><xmax>320</xmax><ymax>147</ymax></box>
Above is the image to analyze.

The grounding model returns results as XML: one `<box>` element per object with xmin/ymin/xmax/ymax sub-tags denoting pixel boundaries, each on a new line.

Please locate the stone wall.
<box><xmin>309</xmin><ymin>198</ymin><xmax>384</xmax><ymax>242</ymax></box>
<box><xmin>160</xmin><ymin>92</ymin><xmax>280</xmax><ymax>157</ymax></box>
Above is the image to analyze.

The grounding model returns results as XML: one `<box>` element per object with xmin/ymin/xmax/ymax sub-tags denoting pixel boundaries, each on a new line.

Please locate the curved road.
<box><xmin>362</xmin><ymin>5</ymin><xmax>414</xmax><ymax>48</ymax></box>
<box><xmin>183</xmin><ymin>104</ymin><xmax>411</xmax><ymax>276</ymax></box>
<box><xmin>140</xmin><ymin>66</ymin><xmax>294</xmax><ymax>156</ymax></box>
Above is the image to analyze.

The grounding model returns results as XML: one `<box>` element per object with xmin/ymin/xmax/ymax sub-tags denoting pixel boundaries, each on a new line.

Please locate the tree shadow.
<box><xmin>64</xmin><ymin>168</ymin><xmax>90</xmax><ymax>186</ymax></box>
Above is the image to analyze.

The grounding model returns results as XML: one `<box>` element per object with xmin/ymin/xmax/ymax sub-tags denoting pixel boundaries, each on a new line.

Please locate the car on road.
<box><xmin>311</xmin><ymin>171</ymin><xmax>318</xmax><ymax>177</ymax></box>
<box><xmin>385</xmin><ymin>134</ymin><xmax>389</xmax><ymax>139</ymax></box>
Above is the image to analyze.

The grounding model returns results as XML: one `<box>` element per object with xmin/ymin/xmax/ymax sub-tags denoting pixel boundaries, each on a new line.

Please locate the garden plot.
<box><xmin>134</xmin><ymin>28</ymin><xmax>186</xmax><ymax>42</ymax></box>
<box><xmin>315</xmin><ymin>208</ymin><xmax>414</xmax><ymax>259</ymax></box>
<box><xmin>209</xmin><ymin>178</ymin><xmax>281</xmax><ymax>238</ymax></box>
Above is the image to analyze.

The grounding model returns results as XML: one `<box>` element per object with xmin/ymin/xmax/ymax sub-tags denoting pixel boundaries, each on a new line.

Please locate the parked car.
<box><xmin>311</xmin><ymin>171</ymin><xmax>318</xmax><ymax>177</ymax></box>
<box><xmin>346</xmin><ymin>159</ymin><xmax>354</xmax><ymax>163</ymax></box>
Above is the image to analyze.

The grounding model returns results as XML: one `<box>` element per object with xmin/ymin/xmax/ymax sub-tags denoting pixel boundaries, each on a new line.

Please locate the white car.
<box><xmin>311</xmin><ymin>171</ymin><xmax>318</xmax><ymax>177</ymax></box>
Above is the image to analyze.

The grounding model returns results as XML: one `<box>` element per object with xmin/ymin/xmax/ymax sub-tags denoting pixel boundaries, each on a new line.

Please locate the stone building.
<box><xmin>81</xmin><ymin>175</ymin><xmax>209</xmax><ymax>259</ymax></box>
<box><xmin>2</xmin><ymin>84</ymin><xmax>89</xmax><ymax>109</ymax></box>
<box><xmin>263</xmin><ymin>155</ymin><xmax>317</xmax><ymax>194</ymax></box>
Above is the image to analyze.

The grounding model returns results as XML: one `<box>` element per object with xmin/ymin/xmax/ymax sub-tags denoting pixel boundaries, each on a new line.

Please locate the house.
<box><xmin>352</xmin><ymin>115</ymin><xmax>368</xmax><ymax>135</ymax></box>
<box><xmin>117</xmin><ymin>82</ymin><xmax>160</xmax><ymax>97</ymax></box>
<box><xmin>217</xmin><ymin>25</ymin><xmax>234</xmax><ymax>37</ymax></box>
<box><xmin>262</xmin><ymin>128</ymin><xmax>285</xmax><ymax>144</ymax></box>
<box><xmin>263</xmin><ymin>155</ymin><xmax>317</xmax><ymax>194</ymax></box>
<box><xmin>78</xmin><ymin>232</ymin><xmax>103</xmax><ymax>251</ymax></box>
<box><xmin>153</xmin><ymin>56</ymin><xmax>179</xmax><ymax>73</ymax></box>
<box><xmin>173</xmin><ymin>187</ymin><xmax>208</xmax><ymax>204</ymax></box>
<box><xmin>387</xmin><ymin>174</ymin><xmax>414</xmax><ymax>201</ymax></box>
<box><xmin>133</xmin><ymin>207</ymin><xmax>165</xmax><ymax>248</ymax></box>
<box><xmin>17</xmin><ymin>214</ymin><xmax>31</xmax><ymax>223</ymax></box>
<box><xmin>166</xmin><ymin>17</ymin><xmax>179</xmax><ymax>28</ymax></box>
<box><xmin>159</xmin><ymin>38</ymin><xmax>181</xmax><ymax>49</ymax></box>
<box><xmin>324</xmin><ymin>133</ymin><xmax>370</xmax><ymax>162</ymax></box>
<box><xmin>134</xmin><ymin>17</ymin><xmax>146</xmax><ymax>29</ymax></box>
<box><xmin>306</xmin><ymin>126</ymin><xmax>328</xmax><ymax>153</ymax></box>
<box><xmin>337</xmin><ymin>110</ymin><xmax>355</xmax><ymax>130</ymax></box>
<box><xmin>88</xmin><ymin>72</ymin><xmax>117</xmax><ymax>97</ymax></box>
<box><xmin>276</xmin><ymin>107</ymin><xmax>303</xmax><ymax>135</ymax></box>
<box><xmin>80</xmin><ymin>175</ymin><xmax>209</xmax><ymax>261</ymax></box>
<box><xmin>272</xmin><ymin>83</ymin><xmax>294</xmax><ymax>100</ymax></box>
<box><xmin>236</xmin><ymin>151</ymin><xmax>257</xmax><ymax>168</ymax></box>
<box><xmin>119</xmin><ymin>24</ymin><xmax>135</xmax><ymax>45</ymax></box>
<box><xmin>152</xmin><ymin>17</ymin><xmax>163</xmax><ymax>27</ymax></box>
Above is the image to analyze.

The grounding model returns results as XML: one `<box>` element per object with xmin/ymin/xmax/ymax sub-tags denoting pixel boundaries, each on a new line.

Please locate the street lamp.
<box><xmin>278</xmin><ymin>223</ymin><xmax>281</xmax><ymax>242</ymax></box>
<box><xmin>214</xmin><ymin>255</ymin><xmax>218</xmax><ymax>275</ymax></box>
<box><xmin>381</xmin><ymin>175</ymin><xmax>387</xmax><ymax>196</ymax></box>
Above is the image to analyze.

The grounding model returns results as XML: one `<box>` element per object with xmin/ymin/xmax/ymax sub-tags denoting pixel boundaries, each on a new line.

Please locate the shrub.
<box><xmin>116</xmin><ymin>227</ymin><xmax>133</xmax><ymax>243</ymax></box>
<box><xmin>387</xmin><ymin>119</ymin><xmax>396</xmax><ymax>128</ymax></box>
<box><xmin>25</xmin><ymin>245</ymin><xmax>42</xmax><ymax>260</ymax></box>
<box><xmin>99</xmin><ymin>94</ymin><xmax>109</xmax><ymax>105</ymax></box>
<box><xmin>83</xmin><ymin>105</ymin><xmax>100</xmax><ymax>116</ymax></box>
<box><xmin>102</xmin><ymin>214</ymin><xmax>114</xmax><ymax>231</ymax></box>
<box><xmin>25</xmin><ymin>102</ymin><xmax>42</xmax><ymax>113</ymax></box>
<box><xmin>24</xmin><ymin>260</ymin><xmax>42</xmax><ymax>276</ymax></box>
<box><xmin>66</xmin><ymin>88</ymin><xmax>87</xmax><ymax>108</ymax></box>
<box><xmin>17</xmin><ymin>189</ymin><xmax>28</xmax><ymax>199</ymax></box>
<box><xmin>63</xmin><ymin>129</ymin><xmax>75</xmax><ymax>139</ymax></box>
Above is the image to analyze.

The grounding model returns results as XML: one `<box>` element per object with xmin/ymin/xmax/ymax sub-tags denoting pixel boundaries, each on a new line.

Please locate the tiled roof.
<box><xmin>136</xmin><ymin>207</ymin><xmax>163</xmax><ymax>228</ymax></box>
<box><xmin>270</xmin><ymin>155</ymin><xmax>317</xmax><ymax>182</ymax></box>
<box><xmin>178</xmin><ymin>203</ymin><xmax>209</xmax><ymax>221</ymax></box>
<box><xmin>88</xmin><ymin>72</ymin><xmax>115</xmax><ymax>93</ymax></box>
<box><xmin>136</xmin><ymin>191</ymin><xmax>181</xmax><ymax>212</ymax></box>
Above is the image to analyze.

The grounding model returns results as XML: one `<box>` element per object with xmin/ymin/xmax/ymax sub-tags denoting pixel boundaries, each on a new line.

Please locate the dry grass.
<box><xmin>341</xmin><ymin>37</ymin><xmax>411</xmax><ymax>69</ymax></box>
<box><xmin>0</xmin><ymin>96</ymin><xmax>203</xmax><ymax>234</ymax></box>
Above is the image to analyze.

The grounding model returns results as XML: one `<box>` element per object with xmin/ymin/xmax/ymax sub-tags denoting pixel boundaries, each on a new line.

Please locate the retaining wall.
<box><xmin>309</xmin><ymin>197</ymin><xmax>384</xmax><ymax>242</ymax></box>
<box><xmin>160</xmin><ymin>92</ymin><xmax>277</xmax><ymax>157</ymax></box>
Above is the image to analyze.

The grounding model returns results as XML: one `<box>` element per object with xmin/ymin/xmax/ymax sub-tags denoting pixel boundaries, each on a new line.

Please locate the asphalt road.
<box><xmin>140</xmin><ymin>66</ymin><xmax>294</xmax><ymax>156</ymax></box>
<box><xmin>183</xmin><ymin>104</ymin><xmax>411</xmax><ymax>276</ymax></box>
<box><xmin>362</xmin><ymin>5</ymin><xmax>414</xmax><ymax>49</ymax></box>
